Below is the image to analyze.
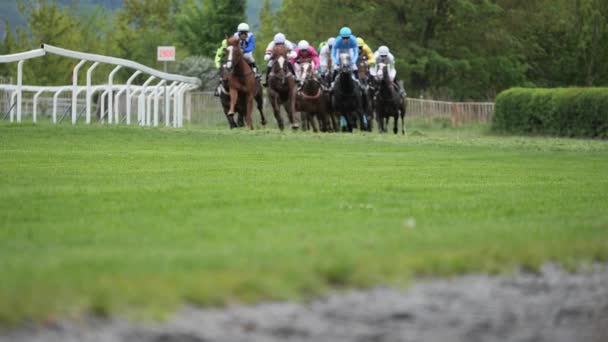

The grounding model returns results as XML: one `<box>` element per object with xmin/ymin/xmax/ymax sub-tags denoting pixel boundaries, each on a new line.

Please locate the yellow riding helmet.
<box><xmin>356</xmin><ymin>37</ymin><xmax>365</xmax><ymax>47</ymax></box>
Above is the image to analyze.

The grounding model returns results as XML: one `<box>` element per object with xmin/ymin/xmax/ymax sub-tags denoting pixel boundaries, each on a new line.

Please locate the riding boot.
<box><xmin>214</xmin><ymin>80</ymin><xmax>221</xmax><ymax>97</ymax></box>
<box><xmin>287</xmin><ymin>63</ymin><xmax>300</xmax><ymax>85</ymax></box>
<box><xmin>262</xmin><ymin>67</ymin><xmax>270</xmax><ymax>87</ymax></box>
<box><xmin>393</xmin><ymin>80</ymin><xmax>405</xmax><ymax>98</ymax></box>
<box><xmin>249</xmin><ymin>62</ymin><xmax>260</xmax><ymax>78</ymax></box>
<box><xmin>330</xmin><ymin>70</ymin><xmax>338</xmax><ymax>90</ymax></box>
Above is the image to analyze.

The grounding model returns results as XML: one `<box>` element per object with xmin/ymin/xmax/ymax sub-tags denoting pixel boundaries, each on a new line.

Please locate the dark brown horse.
<box><xmin>268</xmin><ymin>45</ymin><xmax>297</xmax><ymax>130</ymax></box>
<box><xmin>356</xmin><ymin>56</ymin><xmax>373</xmax><ymax>132</ymax></box>
<box><xmin>373</xmin><ymin>63</ymin><xmax>406</xmax><ymax>134</ymax></box>
<box><xmin>295</xmin><ymin>61</ymin><xmax>331</xmax><ymax>132</ymax></box>
<box><xmin>224</xmin><ymin>37</ymin><xmax>256</xmax><ymax>129</ymax></box>
<box><xmin>219</xmin><ymin>64</ymin><xmax>266</xmax><ymax>128</ymax></box>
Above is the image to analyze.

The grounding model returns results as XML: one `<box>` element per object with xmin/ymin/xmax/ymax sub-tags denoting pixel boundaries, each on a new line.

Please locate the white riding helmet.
<box><xmin>378</xmin><ymin>46</ymin><xmax>390</xmax><ymax>56</ymax></box>
<box><xmin>298</xmin><ymin>40</ymin><xmax>310</xmax><ymax>50</ymax></box>
<box><xmin>237</xmin><ymin>23</ymin><xmax>249</xmax><ymax>32</ymax></box>
<box><xmin>327</xmin><ymin>37</ymin><xmax>336</xmax><ymax>46</ymax></box>
<box><xmin>274</xmin><ymin>33</ymin><xmax>286</xmax><ymax>44</ymax></box>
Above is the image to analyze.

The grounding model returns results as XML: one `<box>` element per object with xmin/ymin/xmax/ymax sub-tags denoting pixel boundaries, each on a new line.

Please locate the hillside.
<box><xmin>0</xmin><ymin>0</ymin><xmax>281</xmax><ymax>43</ymax></box>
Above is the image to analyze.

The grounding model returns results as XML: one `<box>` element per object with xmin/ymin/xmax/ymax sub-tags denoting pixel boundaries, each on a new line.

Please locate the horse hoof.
<box><xmin>292</xmin><ymin>124</ymin><xmax>300</xmax><ymax>130</ymax></box>
<box><xmin>261</xmin><ymin>119</ymin><xmax>267</xmax><ymax>126</ymax></box>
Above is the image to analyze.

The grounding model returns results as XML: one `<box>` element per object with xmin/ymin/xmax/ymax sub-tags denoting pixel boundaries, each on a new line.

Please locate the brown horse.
<box><xmin>219</xmin><ymin>64</ymin><xmax>266</xmax><ymax>128</ymax></box>
<box><xmin>268</xmin><ymin>45</ymin><xmax>297</xmax><ymax>130</ymax></box>
<box><xmin>224</xmin><ymin>37</ymin><xmax>256</xmax><ymax>129</ymax></box>
<box><xmin>295</xmin><ymin>61</ymin><xmax>331</xmax><ymax>132</ymax></box>
<box><xmin>356</xmin><ymin>56</ymin><xmax>373</xmax><ymax>132</ymax></box>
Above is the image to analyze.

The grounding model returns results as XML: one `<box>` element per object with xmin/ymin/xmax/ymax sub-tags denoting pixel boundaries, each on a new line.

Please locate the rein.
<box><xmin>300</xmin><ymin>87</ymin><xmax>322</xmax><ymax>100</ymax></box>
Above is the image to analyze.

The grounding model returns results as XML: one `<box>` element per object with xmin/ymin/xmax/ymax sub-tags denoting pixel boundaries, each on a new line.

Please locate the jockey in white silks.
<box><xmin>318</xmin><ymin>37</ymin><xmax>335</xmax><ymax>81</ymax></box>
<box><xmin>262</xmin><ymin>33</ymin><xmax>297</xmax><ymax>87</ymax></box>
<box><xmin>370</xmin><ymin>46</ymin><xmax>406</xmax><ymax>97</ymax></box>
<box><xmin>232</xmin><ymin>22</ymin><xmax>259</xmax><ymax>76</ymax></box>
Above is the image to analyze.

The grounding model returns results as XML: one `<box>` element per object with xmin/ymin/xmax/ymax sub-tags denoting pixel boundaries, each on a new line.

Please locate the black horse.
<box><xmin>373</xmin><ymin>63</ymin><xmax>406</xmax><ymax>134</ymax></box>
<box><xmin>219</xmin><ymin>64</ymin><xmax>266</xmax><ymax>128</ymax></box>
<box><xmin>332</xmin><ymin>53</ymin><xmax>363</xmax><ymax>132</ymax></box>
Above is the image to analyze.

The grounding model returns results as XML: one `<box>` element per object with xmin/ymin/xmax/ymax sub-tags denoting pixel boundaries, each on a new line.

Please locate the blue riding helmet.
<box><xmin>339</xmin><ymin>27</ymin><xmax>352</xmax><ymax>38</ymax></box>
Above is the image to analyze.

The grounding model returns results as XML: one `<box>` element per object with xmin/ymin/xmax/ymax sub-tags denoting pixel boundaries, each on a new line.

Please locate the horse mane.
<box><xmin>272</xmin><ymin>44</ymin><xmax>289</xmax><ymax>58</ymax></box>
<box><xmin>226</xmin><ymin>37</ymin><xmax>240</xmax><ymax>47</ymax></box>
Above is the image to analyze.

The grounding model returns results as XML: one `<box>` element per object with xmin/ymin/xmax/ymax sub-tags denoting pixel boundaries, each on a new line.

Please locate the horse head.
<box><xmin>298</xmin><ymin>60</ymin><xmax>314</xmax><ymax>84</ymax></box>
<box><xmin>339</xmin><ymin>53</ymin><xmax>352</xmax><ymax>74</ymax></box>
<box><xmin>375</xmin><ymin>62</ymin><xmax>390</xmax><ymax>83</ymax></box>
<box><xmin>356</xmin><ymin>57</ymin><xmax>369</xmax><ymax>84</ymax></box>
<box><xmin>270</xmin><ymin>45</ymin><xmax>290</xmax><ymax>83</ymax></box>
<box><xmin>224</xmin><ymin>37</ymin><xmax>242</xmax><ymax>73</ymax></box>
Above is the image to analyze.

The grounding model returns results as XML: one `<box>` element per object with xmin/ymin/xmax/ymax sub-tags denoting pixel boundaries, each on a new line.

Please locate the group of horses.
<box><xmin>218</xmin><ymin>37</ymin><xmax>407</xmax><ymax>134</ymax></box>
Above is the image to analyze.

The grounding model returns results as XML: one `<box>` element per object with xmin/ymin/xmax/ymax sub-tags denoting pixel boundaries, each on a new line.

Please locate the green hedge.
<box><xmin>493</xmin><ymin>88</ymin><xmax>608</xmax><ymax>138</ymax></box>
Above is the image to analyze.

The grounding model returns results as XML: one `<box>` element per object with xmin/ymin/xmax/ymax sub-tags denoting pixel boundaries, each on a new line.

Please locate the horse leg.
<box><xmin>393</xmin><ymin>113</ymin><xmax>398</xmax><ymax>134</ymax></box>
<box><xmin>228</xmin><ymin>87</ymin><xmax>239</xmax><ymax>127</ymax></box>
<box><xmin>256</xmin><ymin>91</ymin><xmax>267</xmax><ymax>126</ymax></box>
<box><xmin>289</xmin><ymin>86</ymin><xmax>298</xmax><ymax>129</ymax></box>
<box><xmin>246</xmin><ymin>95</ymin><xmax>254</xmax><ymax>130</ymax></box>
<box><xmin>312</xmin><ymin>113</ymin><xmax>320</xmax><ymax>133</ymax></box>
<box><xmin>222</xmin><ymin>106</ymin><xmax>237</xmax><ymax>129</ymax></box>
<box><xmin>271</xmin><ymin>96</ymin><xmax>284</xmax><ymax>130</ymax></box>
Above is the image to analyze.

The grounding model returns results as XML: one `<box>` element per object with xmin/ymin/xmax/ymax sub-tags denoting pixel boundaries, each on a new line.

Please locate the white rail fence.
<box><xmin>1</xmin><ymin>47</ymin><xmax>493</xmax><ymax>128</ymax></box>
<box><xmin>0</xmin><ymin>44</ymin><xmax>200</xmax><ymax>127</ymax></box>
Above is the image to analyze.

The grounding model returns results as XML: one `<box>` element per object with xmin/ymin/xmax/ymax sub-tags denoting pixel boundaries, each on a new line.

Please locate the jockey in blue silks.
<box><xmin>331</xmin><ymin>26</ymin><xmax>359</xmax><ymax>81</ymax></box>
<box><xmin>233</xmin><ymin>22</ymin><xmax>259</xmax><ymax>76</ymax></box>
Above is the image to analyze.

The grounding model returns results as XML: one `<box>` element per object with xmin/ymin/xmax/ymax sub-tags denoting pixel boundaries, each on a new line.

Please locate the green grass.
<box><xmin>1</xmin><ymin>122</ymin><xmax>608</xmax><ymax>324</ymax></box>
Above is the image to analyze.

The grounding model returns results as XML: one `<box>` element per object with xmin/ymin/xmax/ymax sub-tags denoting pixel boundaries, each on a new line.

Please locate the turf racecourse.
<box><xmin>1</xmin><ymin>122</ymin><xmax>607</xmax><ymax>324</ymax></box>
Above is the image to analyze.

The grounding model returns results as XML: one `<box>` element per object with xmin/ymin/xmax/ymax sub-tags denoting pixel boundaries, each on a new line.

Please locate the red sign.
<box><xmin>157</xmin><ymin>46</ymin><xmax>176</xmax><ymax>61</ymax></box>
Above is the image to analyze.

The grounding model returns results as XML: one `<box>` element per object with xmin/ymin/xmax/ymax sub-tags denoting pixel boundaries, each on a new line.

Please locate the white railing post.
<box><xmin>125</xmin><ymin>71</ymin><xmax>142</xmax><ymax>125</ymax></box>
<box><xmin>153</xmin><ymin>80</ymin><xmax>166</xmax><ymax>127</ymax></box>
<box><xmin>16</xmin><ymin>60</ymin><xmax>24</xmax><ymax>123</ymax></box>
<box><xmin>146</xmin><ymin>87</ymin><xmax>154</xmax><ymax>126</ymax></box>
<box><xmin>86</xmin><ymin>62</ymin><xmax>99</xmax><ymax>124</ymax></box>
<box><xmin>10</xmin><ymin>91</ymin><xmax>17</xmax><ymax>122</ymax></box>
<box><xmin>72</xmin><ymin>59</ymin><xmax>86</xmax><ymax>124</ymax></box>
<box><xmin>52</xmin><ymin>87</ymin><xmax>68</xmax><ymax>124</ymax></box>
<box><xmin>164</xmin><ymin>82</ymin><xmax>177</xmax><ymax>127</ymax></box>
<box><xmin>33</xmin><ymin>89</ymin><xmax>44</xmax><ymax>123</ymax></box>
<box><xmin>108</xmin><ymin>65</ymin><xmax>122</xmax><ymax>124</ymax></box>
<box><xmin>100</xmin><ymin>90</ymin><xmax>108</xmax><ymax>122</ymax></box>
<box><xmin>138</xmin><ymin>76</ymin><xmax>156</xmax><ymax>126</ymax></box>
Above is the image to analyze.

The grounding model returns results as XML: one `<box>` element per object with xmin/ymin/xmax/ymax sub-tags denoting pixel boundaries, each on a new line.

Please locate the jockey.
<box><xmin>292</xmin><ymin>40</ymin><xmax>320</xmax><ymax>75</ymax></box>
<box><xmin>214</xmin><ymin>39</ymin><xmax>228</xmax><ymax>70</ymax></box>
<box><xmin>232</xmin><ymin>23</ymin><xmax>259</xmax><ymax>76</ymax></box>
<box><xmin>331</xmin><ymin>26</ymin><xmax>359</xmax><ymax>81</ymax></box>
<box><xmin>319</xmin><ymin>37</ymin><xmax>335</xmax><ymax>82</ymax></box>
<box><xmin>213</xmin><ymin>39</ymin><xmax>228</xmax><ymax>96</ymax></box>
<box><xmin>371</xmin><ymin>46</ymin><xmax>406</xmax><ymax>97</ymax></box>
<box><xmin>263</xmin><ymin>33</ymin><xmax>297</xmax><ymax>87</ymax></box>
<box><xmin>356</xmin><ymin>37</ymin><xmax>375</xmax><ymax>65</ymax></box>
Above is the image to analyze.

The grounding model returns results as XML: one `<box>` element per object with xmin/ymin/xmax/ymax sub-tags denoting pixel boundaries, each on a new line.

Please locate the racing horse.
<box><xmin>373</xmin><ymin>62</ymin><xmax>406</xmax><ymax>134</ymax></box>
<box><xmin>356</xmin><ymin>56</ymin><xmax>373</xmax><ymax>131</ymax></box>
<box><xmin>295</xmin><ymin>61</ymin><xmax>332</xmax><ymax>132</ymax></box>
<box><xmin>219</xmin><ymin>64</ymin><xmax>266</xmax><ymax>128</ymax></box>
<box><xmin>332</xmin><ymin>53</ymin><xmax>363</xmax><ymax>132</ymax></box>
<box><xmin>267</xmin><ymin>44</ymin><xmax>298</xmax><ymax>130</ymax></box>
<box><xmin>223</xmin><ymin>36</ymin><xmax>256</xmax><ymax>129</ymax></box>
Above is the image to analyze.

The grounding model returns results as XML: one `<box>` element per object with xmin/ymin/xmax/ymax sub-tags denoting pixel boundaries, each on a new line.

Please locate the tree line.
<box><xmin>1</xmin><ymin>0</ymin><xmax>607</xmax><ymax>100</ymax></box>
